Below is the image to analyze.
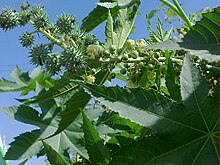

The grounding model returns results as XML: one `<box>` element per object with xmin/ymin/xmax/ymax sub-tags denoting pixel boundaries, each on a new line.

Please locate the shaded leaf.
<box><xmin>78</xmin><ymin>63</ymin><xmax>219</xmax><ymax>164</ymax></box>
<box><xmin>0</xmin><ymin>66</ymin><xmax>54</xmax><ymax>95</ymax></box>
<box><xmin>82</xmin><ymin>112</ymin><xmax>110</xmax><ymax>164</ymax></box>
<box><xmin>2</xmin><ymin>100</ymin><xmax>107</xmax><ymax>161</ymax></box>
<box><xmin>0</xmin><ymin>78</ymin><xmax>26</xmax><ymax>92</ymax></box>
<box><xmin>42</xmin><ymin>141</ymin><xmax>70</xmax><ymax>165</ymax></box>
<box><xmin>54</xmin><ymin>71</ymin><xmax>110</xmax><ymax>136</ymax></box>
<box><xmin>164</xmin><ymin>50</ymin><xmax>181</xmax><ymax>102</ymax></box>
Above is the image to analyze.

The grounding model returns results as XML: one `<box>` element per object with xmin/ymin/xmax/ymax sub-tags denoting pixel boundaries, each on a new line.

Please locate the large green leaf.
<box><xmin>81</xmin><ymin>0</ymin><xmax>138</xmax><ymax>32</ymax></box>
<box><xmin>82</xmin><ymin>112</ymin><xmax>110</xmax><ymax>164</ymax></box>
<box><xmin>105</xmin><ymin>1</ymin><xmax>140</xmax><ymax>49</ymax></box>
<box><xmin>0</xmin><ymin>98</ymin><xmax>109</xmax><ymax>161</ymax></box>
<box><xmin>143</xmin><ymin>7</ymin><xmax>220</xmax><ymax>62</ymax></box>
<box><xmin>164</xmin><ymin>50</ymin><xmax>181</xmax><ymax>102</ymax></box>
<box><xmin>42</xmin><ymin>141</ymin><xmax>70</xmax><ymax>165</ymax></box>
<box><xmin>26</xmin><ymin>75</ymin><xmax>80</xmax><ymax>104</ymax></box>
<box><xmin>0</xmin><ymin>66</ymin><xmax>54</xmax><ymax>95</ymax></box>
<box><xmin>81</xmin><ymin>0</ymin><xmax>119</xmax><ymax>32</ymax></box>
<box><xmin>54</xmin><ymin>71</ymin><xmax>110</xmax><ymax>136</ymax></box>
<box><xmin>78</xmin><ymin>56</ymin><xmax>219</xmax><ymax>164</ymax></box>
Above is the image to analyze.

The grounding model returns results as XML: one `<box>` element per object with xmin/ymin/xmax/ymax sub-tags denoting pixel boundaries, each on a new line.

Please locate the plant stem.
<box><xmin>29</xmin><ymin>20</ymin><xmax>67</xmax><ymax>49</ymax></box>
<box><xmin>160</xmin><ymin>0</ymin><xmax>181</xmax><ymax>16</ymax></box>
<box><xmin>172</xmin><ymin>0</ymin><xmax>193</xmax><ymax>27</ymax></box>
<box><xmin>160</xmin><ymin>0</ymin><xmax>192</xmax><ymax>27</ymax></box>
<box><xmin>38</xmin><ymin>28</ymin><xmax>67</xmax><ymax>49</ymax></box>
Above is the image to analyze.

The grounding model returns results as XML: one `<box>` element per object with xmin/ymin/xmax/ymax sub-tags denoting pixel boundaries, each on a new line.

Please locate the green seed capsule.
<box><xmin>115</xmin><ymin>56</ymin><xmax>122</xmax><ymax>63</ymax></box>
<box><xmin>154</xmin><ymin>52</ymin><xmax>160</xmax><ymax>58</ymax></box>
<box><xmin>147</xmin><ymin>63</ymin><xmax>154</xmax><ymax>71</ymax></box>
<box><xmin>122</xmin><ymin>54</ymin><xmax>129</xmax><ymax>61</ymax></box>
<box><xmin>131</xmin><ymin>50</ymin><xmax>138</xmax><ymax>59</ymax></box>
<box><xmin>123</xmin><ymin>63</ymin><xmax>130</xmax><ymax>68</ymax></box>
<box><xmin>103</xmin><ymin>50</ymin><xmax>110</xmax><ymax>56</ymax></box>
<box><xmin>110</xmin><ymin>72</ymin><xmax>116</xmax><ymax>79</ymax></box>
<box><xmin>110</xmin><ymin>45</ymin><xmax>116</xmax><ymax>53</ymax></box>
<box><xmin>110</xmin><ymin>64</ymin><xmax>115</xmax><ymax>70</ymax></box>
<box><xmin>159</xmin><ymin>65</ymin><xmax>166</xmax><ymax>73</ymax></box>
<box><xmin>120</xmin><ymin>68</ymin><xmax>127</xmax><ymax>74</ymax></box>
<box><xmin>109</xmin><ymin>58</ymin><xmax>115</xmax><ymax>63</ymax></box>
<box><xmin>90</xmin><ymin>68</ymin><xmax>96</xmax><ymax>74</ymax></box>
<box><xmin>137</xmin><ymin>62</ymin><xmax>145</xmax><ymax>70</ymax></box>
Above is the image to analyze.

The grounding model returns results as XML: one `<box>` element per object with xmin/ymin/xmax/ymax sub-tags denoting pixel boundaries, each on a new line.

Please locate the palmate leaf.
<box><xmin>81</xmin><ymin>0</ymin><xmax>138</xmax><ymax>32</ymax></box>
<box><xmin>0</xmin><ymin>66</ymin><xmax>29</xmax><ymax>93</ymax></box>
<box><xmin>0</xmin><ymin>97</ymin><xmax>108</xmax><ymax>161</ymax></box>
<box><xmin>54</xmin><ymin>71</ymin><xmax>110</xmax><ymax>136</ymax></box>
<box><xmin>82</xmin><ymin>112</ymin><xmax>110</xmax><ymax>164</ymax></box>
<box><xmin>26</xmin><ymin>75</ymin><xmax>80</xmax><ymax>104</ymax></box>
<box><xmin>81</xmin><ymin>0</ymin><xmax>119</xmax><ymax>32</ymax></box>
<box><xmin>164</xmin><ymin>50</ymin><xmax>181</xmax><ymax>102</ymax></box>
<box><xmin>42</xmin><ymin>141</ymin><xmax>69</xmax><ymax>165</ymax></box>
<box><xmin>79</xmin><ymin>56</ymin><xmax>219</xmax><ymax>164</ymax></box>
<box><xmin>105</xmin><ymin>1</ymin><xmax>140</xmax><ymax>49</ymax></box>
<box><xmin>143</xmin><ymin>7</ymin><xmax>220</xmax><ymax>62</ymax></box>
<box><xmin>0</xmin><ymin>66</ymin><xmax>54</xmax><ymax>95</ymax></box>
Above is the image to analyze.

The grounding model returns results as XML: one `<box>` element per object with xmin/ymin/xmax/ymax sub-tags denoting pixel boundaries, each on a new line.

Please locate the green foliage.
<box><xmin>42</xmin><ymin>141</ymin><xmax>70</xmax><ymax>165</ymax></box>
<box><xmin>164</xmin><ymin>50</ymin><xmax>181</xmax><ymax>102</ymax></box>
<box><xmin>78</xmin><ymin>56</ymin><xmax>219</xmax><ymax>164</ymax></box>
<box><xmin>0</xmin><ymin>1</ymin><xmax>219</xmax><ymax>165</ymax></box>
<box><xmin>0</xmin><ymin>137</ymin><xmax>7</xmax><ymax>165</ymax></box>
<box><xmin>0</xmin><ymin>66</ymin><xmax>53</xmax><ymax>95</ymax></box>
<box><xmin>82</xmin><ymin>112</ymin><xmax>110</xmax><ymax>164</ymax></box>
<box><xmin>105</xmin><ymin>2</ymin><xmax>140</xmax><ymax>49</ymax></box>
<box><xmin>144</xmin><ymin>7</ymin><xmax>220</xmax><ymax>62</ymax></box>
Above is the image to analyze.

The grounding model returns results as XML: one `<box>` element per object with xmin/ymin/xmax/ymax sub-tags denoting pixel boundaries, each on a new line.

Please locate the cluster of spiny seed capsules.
<box><xmin>0</xmin><ymin>2</ymin><xmax>98</xmax><ymax>75</ymax></box>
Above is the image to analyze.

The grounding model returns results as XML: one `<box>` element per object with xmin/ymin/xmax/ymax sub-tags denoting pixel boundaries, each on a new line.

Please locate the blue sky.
<box><xmin>0</xmin><ymin>0</ymin><xmax>218</xmax><ymax>164</ymax></box>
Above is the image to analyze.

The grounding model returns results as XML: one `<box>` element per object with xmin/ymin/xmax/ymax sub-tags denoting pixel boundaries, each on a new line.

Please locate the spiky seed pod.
<box><xmin>62</xmin><ymin>46</ymin><xmax>85</xmax><ymax>71</ymax></box>
<box><xmin>0</xmin><ymin>8</ymin><xmax>19</xmax><ymax>31</ymax></box>
<box><xmin>18</xmin><ymin>10</ymin><xmax>31</xmax><ymax>26</ymax></box>
<box><xmin>29</xmin><ymin>44</ymin><xmax>49</xmax><ymax>66</ymax></box>
<box><xmin>120</xmin><ymin>68</ymin><xmax>127</xmax><ymax>74</ymax></box>
<box><xmin>47</xmin><ymin>23</ymin><xmax>59</xmax><ymax>38</ymax></box>
<box><xmin>69</xmin><ymin>29</ymin><xmax>85</xmax><ymax>40</ymax></box>
<box><xmin>83</xmin><ymin>33</ymin><xmax>97</xmax><ymax>46</ymax></box>
<box><xmin>30</xmin><ymin>5</ymin><xmax>45</xmax><ymax>17</ymax></box>
<box><xmin>56</xmin><ymin>14</ymin><xmax>77</xmax><ymax>34</ymax></box>
<box><xmin>20</xmin><ymin>2</ymin><xmax>30</xmax><ymax>11</ymax></box>
<box><xmin>44</xmin><ymin>55</ymin><xmax>62</xmax><ymax>74</ymax></box>
<box><xmin>19</xmin><ymin>32</ymin><xmax>35</xmax><ymax>47</ymax></box>
<box><xmin>32</xmin><ymin>13</ymin><xmax>50</xmax><ymax>29</ymax></box>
